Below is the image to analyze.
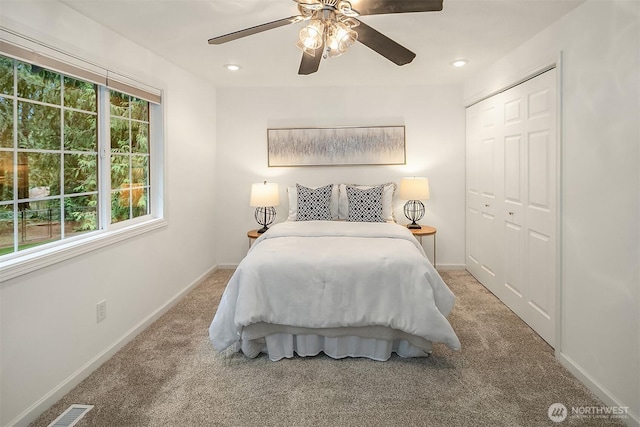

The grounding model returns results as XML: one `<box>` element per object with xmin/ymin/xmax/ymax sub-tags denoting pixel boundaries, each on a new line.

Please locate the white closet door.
<box><xmin>465</xmin><ymin>105</ymin><xmax>482</xmax><ymax>279</ymax></box>
<box><xmin>466</xmin><ymin>69</ymin><xmax>557</xmax><ymax>347</ymax></box>
<box><xmin>520</xmin><ymin>69</ymin><xmax>557</xmax><ymax>345</ymax></box>
<box><xmin>466</xmin><ymin>97</ymin><xmax>504</xmax><ymax>296</ymax></box>
<box><xmin>502</xmin><ymin>89</ymin><xmax>527</xmax><ymax>316</ymax></box>
<box><xmin>479</xmin><ymin>98</ymin><xmax>503</xmax><ymax>294</ymax></box>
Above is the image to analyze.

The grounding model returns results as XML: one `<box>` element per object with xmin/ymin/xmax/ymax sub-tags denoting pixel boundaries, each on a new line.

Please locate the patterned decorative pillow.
<box><xmin>338</xmin><ymin>182</ymin><xmax>396</xmax><ymax>221</ymax></box>
<box><xmin>287</xmin><ymin>184</ymin><xmax>340</xmax><ymax>220</ymax></box>
<box><xmin>296</xmin><ymin>184</ymin><xmax>333</xmax><ymax>221</ymax></box>
<box><xmin>346</xmin><ymin>185</ymin><xmax>385</xmax><ymax>222</ymax></box>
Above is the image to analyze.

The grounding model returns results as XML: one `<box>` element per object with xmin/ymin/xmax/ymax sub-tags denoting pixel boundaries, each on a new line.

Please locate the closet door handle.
<box><xmin>508</xmin><ymin>211</ymin><xmax>514</xmax><ymax>216</ymax></box>
<box><xmin>484</xmin><ymin>204</ymin><xmax>490</xmax><ymax>207</ymax></box>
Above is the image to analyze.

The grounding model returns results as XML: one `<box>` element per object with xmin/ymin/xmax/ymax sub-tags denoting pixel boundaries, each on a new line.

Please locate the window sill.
<box><xmin>0</xmin><ymin>218</ymin><xmax>167</xmax><ymax>284</ymax></box>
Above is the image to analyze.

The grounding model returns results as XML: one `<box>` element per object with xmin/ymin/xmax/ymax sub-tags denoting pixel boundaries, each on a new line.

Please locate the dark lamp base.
<box><xmin>403</xmin><ymin>200</ymin><xmax>425</xmax><ymax>230</ymax></box>
<box><xmin>254</xmin><ymin>206</ymin><xmax>276</xmax><ymax>234</ymax></box>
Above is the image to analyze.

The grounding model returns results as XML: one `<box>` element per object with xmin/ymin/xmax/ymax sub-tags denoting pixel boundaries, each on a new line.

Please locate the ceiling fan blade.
<box><xmin>208</xmin><ymin>16</ymin><xmax>302</xmax><ymax>44</ymax></box>
<box><xmin>354</xmin><ymin>20</ymin><xmax>416</xmax><ymax>66</ymax></box>
<box><xmin>298</xmin><ymin>41</ymin><xmax>325</xmax><ymax>75</ymax></box>
<box><xmin>352</xmin><ymin>0</ymin><xmax>442</xmax><ymax>16</ymax></box>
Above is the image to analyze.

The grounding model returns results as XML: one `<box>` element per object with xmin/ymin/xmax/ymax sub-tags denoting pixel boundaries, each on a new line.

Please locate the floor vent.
<box><xmin>47</xmin><ymin>404</ymin><xmax>94</xmax><ymax>427</ymax></box>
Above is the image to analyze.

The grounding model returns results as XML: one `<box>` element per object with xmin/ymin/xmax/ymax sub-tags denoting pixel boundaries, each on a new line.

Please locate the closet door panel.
<box><xmin>480</xmin><ymin>137</ymin><xmax>497</xmax><ymax>202</ymax></box>
<box><xmin>479</xmin><ymin>101</ymin><xmax>499</xmax><ymax>213</ymax></box>
<box><xmin>503</xmin><ymin>92</ymin><xmax>526</xmax><ymax>220</ymax></box>
<box><xmin>467</xmin><ymin>206</ymin><xmax>481</xmax><ymax>270</ymax></box>
<box><xmin>504</xmin><ymin>135</ymin><xmax>523</xmax><ymax>206</ymax></box>
<box><xmin>503</xmin><ymin>221</ymin><xmax>524</xmax><ymax>310</ymax></box>
<box><xmin>525</xmin><ymin>229</ymin><xmax>555</xmax><ymax>342</ymax></box>
<box><xmin>527</xmin><ymin>130</ymin><xmax>554</xmax><ymax>230</ymax></box>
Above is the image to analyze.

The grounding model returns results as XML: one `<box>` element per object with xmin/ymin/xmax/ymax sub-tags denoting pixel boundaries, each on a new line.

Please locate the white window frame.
<box><xmin>0</xmin><ymin>39</ymin><xmax>166</xmax><ymax>283</ymax></box>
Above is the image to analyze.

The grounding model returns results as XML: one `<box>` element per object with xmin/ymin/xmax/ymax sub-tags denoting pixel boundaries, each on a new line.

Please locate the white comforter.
<box><xmin>209</xmin><ymin>221</ymin><xmax>461</xmax><ymax>354</ymax></box>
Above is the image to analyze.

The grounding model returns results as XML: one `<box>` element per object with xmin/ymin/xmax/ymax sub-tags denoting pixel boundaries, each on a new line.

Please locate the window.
<box><xmin>0</xmin><ymin>51</ymin><xmax>162</xmax><ymax>266</ymax></box>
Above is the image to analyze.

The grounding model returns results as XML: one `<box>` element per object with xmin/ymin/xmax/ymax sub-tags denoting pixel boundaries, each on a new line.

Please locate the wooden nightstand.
<box><xmin>247</xmin><ymin>229</ymin><xmax>260</xmax><ymax>248</ymax></box>
<box><xmin>408</xmin><ymin>225</ymin><xmax>437</xmax><ymax>268</ymax></box>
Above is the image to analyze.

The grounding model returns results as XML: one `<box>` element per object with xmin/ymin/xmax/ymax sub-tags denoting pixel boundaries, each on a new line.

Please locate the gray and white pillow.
<box><xmin>346</xmin><ymin>185</ymin><xmax>385</xmax><ymax>222</ymax></box>
<box><xmin>338</xmin><ymin>182</ymin><xmax>396</xmax><ymax>221</ymax></box>
<box><xmin>287</xmin><ymin>184</ymin><xmax>339</xmax><ymax>220</ymax></box>
<box><xmin>296</xmin><ymin>184</ymin><xmax>333</xmax><ymax>221</ymax></box>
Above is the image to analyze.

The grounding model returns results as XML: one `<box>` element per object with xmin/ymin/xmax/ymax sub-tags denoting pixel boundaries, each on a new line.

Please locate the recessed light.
<box><xmin>451</xmin><ymin>59</ymin><xmax>468</xmax><ymax>68</ymax></box>
<box><xmin>224</xmin><ymin>64</ymin><xmax>242</xmax><ymax>71</ymax></box>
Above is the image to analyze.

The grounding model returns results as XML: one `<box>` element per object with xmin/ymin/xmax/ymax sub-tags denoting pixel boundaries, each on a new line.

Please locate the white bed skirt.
<box><xmin>240</xmin><ymin>334</ymin><xmax>433</xmax><ymax>362</ymax></box>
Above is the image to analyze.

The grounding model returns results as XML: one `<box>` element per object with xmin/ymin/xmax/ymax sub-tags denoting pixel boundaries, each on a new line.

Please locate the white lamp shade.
<box><xmin>399</xmin><ymin>177</ymin><xmax>430</xmax><ymax>200</ymax></box>
<box><xmin>250</xmin><ymin>182</ymin><xmax>280</xmax><ymax>207</ymax></box>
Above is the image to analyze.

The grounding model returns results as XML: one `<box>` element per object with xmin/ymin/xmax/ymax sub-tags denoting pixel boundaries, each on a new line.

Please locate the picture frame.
<box><xmin>267</xmin><ymin>125</ymin><xmax>406</xmax><ymax>167</ymax></box>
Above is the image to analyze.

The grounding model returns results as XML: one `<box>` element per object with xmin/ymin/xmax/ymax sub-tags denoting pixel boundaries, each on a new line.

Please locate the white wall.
<box><xmin>464</xmin><ymin>0</ymin><xmax>640</xmax><ymax>424</ymax></box>
<box><xmin>0</xmin><ymin>2</ymin><xmax>217</xmax><ymax>426</ymax></box>
<box><xmin>215</xmin><ymin>85</ymin><xmax>466</xmax><ymax>268</ymax></box>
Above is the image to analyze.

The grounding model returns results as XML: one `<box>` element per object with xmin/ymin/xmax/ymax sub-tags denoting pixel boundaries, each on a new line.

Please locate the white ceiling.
<box><xmin>60</xmin><ymin>0</ymin><xmax>584</xmax><ymax>88</ymax></box>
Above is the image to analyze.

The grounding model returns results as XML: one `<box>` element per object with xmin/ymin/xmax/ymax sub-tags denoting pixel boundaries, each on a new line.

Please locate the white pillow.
<box><xmin>287</xmin><ymin>184</ymin><xmax>339</xmax><ymax>220</ymax></box>
<box><xmin>338</xmin><ymin>182</ymin><xmax>396</xmax><ymax>222</ymax></box>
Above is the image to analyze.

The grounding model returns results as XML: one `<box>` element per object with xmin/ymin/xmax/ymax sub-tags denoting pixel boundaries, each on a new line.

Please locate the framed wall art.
<box><xmin>267</xmin><ymin>125</ymin><xmax>406</xmax><ymax>167</ymax></box>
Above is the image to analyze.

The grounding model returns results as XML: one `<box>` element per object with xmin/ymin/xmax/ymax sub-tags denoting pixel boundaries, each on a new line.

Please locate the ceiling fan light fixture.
<box><xmin>325</xmin><ymin>21</ymin><xmax>357</xmax><ymax>58</ymax></box>
<box><xmin>298</xmin><ymin>19</ymin><xmax>324</xmax><ymax>50</ymax></box>
<box><xmin>296</xmin><ymin>41</ymin><xmax>318</xmax><ymax>57</ymax></box>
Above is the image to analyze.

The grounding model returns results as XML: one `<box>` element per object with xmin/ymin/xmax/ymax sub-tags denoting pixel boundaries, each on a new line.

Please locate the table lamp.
<box><xmin>399</xmin><ymin>177</ymin><xmax>430</xmax><ymax>229</ymax></box>
<box><xmin>250</xmin><ymin>181</ymin><xmax>279</xmax><ymax>233</ymax></box>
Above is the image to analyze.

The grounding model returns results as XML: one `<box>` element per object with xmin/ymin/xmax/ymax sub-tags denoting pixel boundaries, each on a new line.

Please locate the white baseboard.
<box><xmin>558</xmin><ymin>352</ymin><xmax>639</xmax><ymax>427</ymax></box>
<box><xmin>7</xmin><ymin>265</ymin><xmax>219</xmax><ymax>427</ymax></box>
<box><xmin>217</xmin><ymin>263</ymin><xmax>239</xmax><ymax>270</ymax></box>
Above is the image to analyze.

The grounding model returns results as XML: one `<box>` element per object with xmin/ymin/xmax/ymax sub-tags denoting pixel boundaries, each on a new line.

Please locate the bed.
<box><xmin>209</xmin><ymin>183</ymin><xmax>461</xmax><ymax>361</ymax></box>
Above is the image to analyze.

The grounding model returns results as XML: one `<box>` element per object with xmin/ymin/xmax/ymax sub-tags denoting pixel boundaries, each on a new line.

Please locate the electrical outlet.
<box><xmin>96</xmin><ymin>300</ymin><xmax>107</xmax><ymax>323</ymax></box>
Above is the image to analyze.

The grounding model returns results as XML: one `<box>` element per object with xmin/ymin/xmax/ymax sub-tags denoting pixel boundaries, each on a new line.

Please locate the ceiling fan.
<box><xmin>208</xmin><ymin>0</ymin><xmax>443</xmax><ymax>75</ymax></box>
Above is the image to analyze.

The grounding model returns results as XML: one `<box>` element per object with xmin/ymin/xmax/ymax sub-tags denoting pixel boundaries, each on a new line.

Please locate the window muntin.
<box><xmin>0</xmin><ymin>53</ymin><xmax>155</xmax><ymax>259</ymax></box>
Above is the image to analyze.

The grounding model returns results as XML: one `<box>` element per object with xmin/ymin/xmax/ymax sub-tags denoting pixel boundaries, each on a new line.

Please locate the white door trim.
<box><xmin>553</xmin><ymin>52</ymin><xmax>564</xmax><ymax>359</ymax></box>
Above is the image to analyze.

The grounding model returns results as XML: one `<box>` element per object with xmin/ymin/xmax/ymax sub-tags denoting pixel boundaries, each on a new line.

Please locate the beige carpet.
<box><xmin>29</xmin><ymin>270</ymin><xmax>624</xmax><ymax>427</ymax></box>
